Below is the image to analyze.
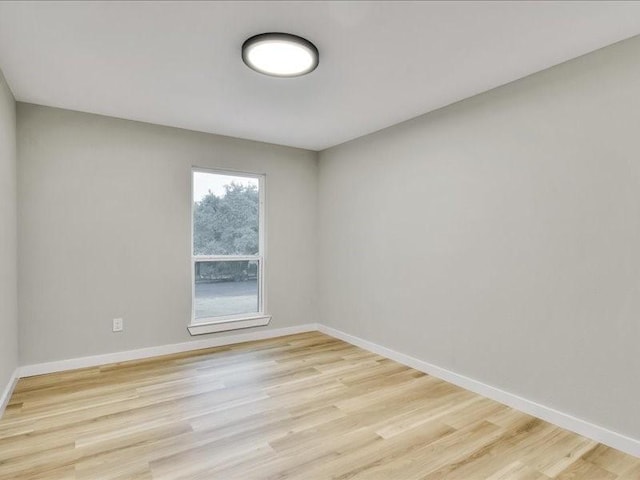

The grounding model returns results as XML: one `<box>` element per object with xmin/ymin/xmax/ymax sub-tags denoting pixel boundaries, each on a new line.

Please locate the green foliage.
<box><xmin>193</xmin><ymin>182</ymin><xmax>259</xmax><ymax>256</ymax></box>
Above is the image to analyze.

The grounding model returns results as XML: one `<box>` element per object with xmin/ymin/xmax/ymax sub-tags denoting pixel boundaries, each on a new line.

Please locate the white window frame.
<box><xmin>188</xmin><ymin>167</ymin><xmax>270</xmax><ymax>335</ymax></box>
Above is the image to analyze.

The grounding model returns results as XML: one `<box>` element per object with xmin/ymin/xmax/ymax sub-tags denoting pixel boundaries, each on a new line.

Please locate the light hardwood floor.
<box><xmin>1</xmin><ymin>332</ymin><xmax>639</xmax><ymax>479</ymax></box>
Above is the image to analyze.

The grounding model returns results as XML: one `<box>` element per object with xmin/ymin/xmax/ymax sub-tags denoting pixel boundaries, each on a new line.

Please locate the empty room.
<box><xmin>1</xmin><ymin>1</ymin><xmax>640</xmax><ymax>478</ymax></box>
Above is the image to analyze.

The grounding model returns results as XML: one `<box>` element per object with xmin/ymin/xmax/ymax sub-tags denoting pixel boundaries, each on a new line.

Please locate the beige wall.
<box><xmin>17</xmin><ymin>104</ymin><xmax>317</xmax><ymax>364</ymax></box>
<box><xmin>0</xmin><ymin>68</ymin><xmax>17</xmax><ymax>391</ymax></box>
<box><xmin>318</xmin><ymin>36</ymin><xmax>640</xmax><ymax>439</ymax></box>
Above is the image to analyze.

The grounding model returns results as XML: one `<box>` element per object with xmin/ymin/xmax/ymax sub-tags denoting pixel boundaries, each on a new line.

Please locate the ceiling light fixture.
<box><xmin>242</xmin><ymin>33</ymin><xmax>319</xmax><ymax>77</ymax></box>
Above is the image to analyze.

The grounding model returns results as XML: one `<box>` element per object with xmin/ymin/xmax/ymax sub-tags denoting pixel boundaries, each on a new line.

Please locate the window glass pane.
<box><xmin>194</xmin><ymin>260</ymin><xmax>259</xmax><ymax>320</ymax></box>
<box><xmin>193</xmin><ymin>172</ymin><xmax>259</xmax><ymax>256</ymax></box>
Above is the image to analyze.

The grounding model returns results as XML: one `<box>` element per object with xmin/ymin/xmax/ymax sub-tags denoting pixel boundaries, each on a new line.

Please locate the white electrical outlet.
<box><xmin>112</xmin><ymin>318</ymin><xmax>123</xmax><ymax>332</ymax></box>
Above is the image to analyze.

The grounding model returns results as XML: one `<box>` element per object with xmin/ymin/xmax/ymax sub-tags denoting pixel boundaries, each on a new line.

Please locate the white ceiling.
<box><xmin>1</xmin><ymin>1</ymin><xmax>640</xmax><ymax>151</ymax></box>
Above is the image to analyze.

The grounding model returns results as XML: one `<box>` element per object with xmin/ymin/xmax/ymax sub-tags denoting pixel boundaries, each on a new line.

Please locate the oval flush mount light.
<box><xmin>242</xmin><ymin>33</ymin><xmax>319</xmax><ymax>77</ymax></box>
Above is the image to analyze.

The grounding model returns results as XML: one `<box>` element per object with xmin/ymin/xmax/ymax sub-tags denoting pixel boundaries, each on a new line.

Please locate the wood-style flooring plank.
<box><xmin>1</xmin><ymin>332</ymin><xmax>638</xmax><ymax>479</ymax></box>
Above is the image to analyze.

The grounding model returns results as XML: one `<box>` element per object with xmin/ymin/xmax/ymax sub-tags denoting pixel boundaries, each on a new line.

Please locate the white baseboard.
<box><xmin>317</xmin><ymin>323</ymin><xmax>640</xmax><ymax>458</ymax></box>
<box><xmin>18</xmin><ymin>323</ymin><xmax>318</xmax><ymax>378</ymax></box>
<box><xmin>0</xmin><ymin>368</ymin><xmax>20</xmax><ymax>417</ymax></box>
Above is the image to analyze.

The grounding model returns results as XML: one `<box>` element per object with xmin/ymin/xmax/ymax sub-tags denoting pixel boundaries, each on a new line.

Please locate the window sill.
<box><xmin>187</xmin><ymin>315</ymin><xmax>272</xmax><ymax>336</ymax></box>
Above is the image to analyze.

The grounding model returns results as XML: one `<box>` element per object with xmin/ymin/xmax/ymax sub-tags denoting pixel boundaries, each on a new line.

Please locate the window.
<box><xmin>189</xmin><ymin>169</ymin><xmax>268</xmax><ymax>334</ymax></box>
